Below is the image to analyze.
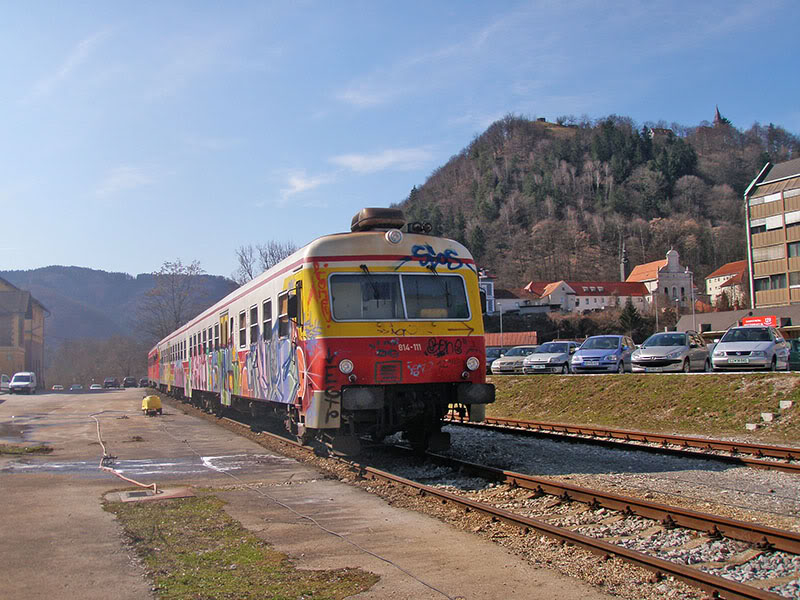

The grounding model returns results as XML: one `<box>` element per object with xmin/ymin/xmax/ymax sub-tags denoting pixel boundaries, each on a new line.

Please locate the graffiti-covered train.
<box><xmin>149</xmin><ymin>207</ymin><xmax>494</xmax><ymax>454</ymax></box>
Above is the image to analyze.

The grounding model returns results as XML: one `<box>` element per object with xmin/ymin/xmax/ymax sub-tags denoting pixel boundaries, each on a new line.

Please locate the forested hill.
<box><xmin>0</xmin><ymin>266</ymin><xmax>236</xmax><ymax>345</ymax></box>
<box><xmin>398</xmin><ymin>114</ymin><xmax>800</xmax><ymax>288</ymax></box>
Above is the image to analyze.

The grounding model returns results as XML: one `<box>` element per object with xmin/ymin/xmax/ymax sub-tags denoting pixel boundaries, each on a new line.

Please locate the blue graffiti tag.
<box><xmin>397</xmin><ymin>244</ymin><xmax>474</xmax><ymax>272</ymax></box>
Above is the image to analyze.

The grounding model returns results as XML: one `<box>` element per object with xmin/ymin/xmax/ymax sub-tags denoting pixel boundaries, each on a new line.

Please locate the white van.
<box><xmin>10</xmin><ymin>372</ymin><xmax>37</xmax><ymax>394</ymax></box>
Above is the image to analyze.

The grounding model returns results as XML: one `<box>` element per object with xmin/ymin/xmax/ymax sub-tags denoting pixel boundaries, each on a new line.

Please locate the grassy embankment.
<box><xmin>105</xmin><ymin>494</ymin><xmax>377</xmax><ymax>599</ymax></box>
<box><xmin>488</xmin><ymin>373</ymin><xmax>800</xmax><ymax>444</ymax></box>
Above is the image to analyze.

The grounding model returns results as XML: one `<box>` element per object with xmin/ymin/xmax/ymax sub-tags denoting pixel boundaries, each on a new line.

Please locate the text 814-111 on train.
<box><xmin>148</xmin><ymin>207</ymin><xmax>495</xmax><ymax>454</ymax></box>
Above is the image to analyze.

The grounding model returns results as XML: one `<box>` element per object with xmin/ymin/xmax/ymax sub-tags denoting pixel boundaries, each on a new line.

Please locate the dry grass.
<box><xmin>105</xmin><ymin>494</ymin><xmax>377</xmax><ymax>599</ymax></box>
<box><xmin>487</xmin><ymin>373</ymin><xmax>800</xmax><ymax>444</ymax></box>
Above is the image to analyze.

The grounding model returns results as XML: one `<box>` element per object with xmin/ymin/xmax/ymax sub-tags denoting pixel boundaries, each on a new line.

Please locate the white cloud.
<box><xmin>330</xmin><ymin>147</ymin><xmax>434</xmax><ymax>174</ymax></box>
<box><xmin>31</xmin><ymin>29</ymin><xmax>111</xmax><ymax>99</ymax></box>
<box><xmin>278</xmin><ymin>170</ymin><xmax>335</xmax><ymax>203</ymax></box>
<box><xmin>95</xmin><ymin>166</ymin><xmax>155</xmax><ymax>197</ymax></box>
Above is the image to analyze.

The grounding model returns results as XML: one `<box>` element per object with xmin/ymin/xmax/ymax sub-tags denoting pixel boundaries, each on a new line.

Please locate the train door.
<box><xmin>219</xmin><ymin>311</ymin><xmax>230</xmax><ymax>406</ymax></box>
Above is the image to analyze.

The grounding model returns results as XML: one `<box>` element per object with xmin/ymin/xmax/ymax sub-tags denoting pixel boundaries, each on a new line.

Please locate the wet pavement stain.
<box><xmin>1</xmin><ymin>453</ymin><xmax>296</xmax><ymax>479</ymax></box>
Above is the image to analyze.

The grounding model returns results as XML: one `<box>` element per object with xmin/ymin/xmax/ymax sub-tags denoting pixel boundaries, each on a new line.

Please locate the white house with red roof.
<box><xmin>705</xmin><ymin>260</ymin><xmax>747</xmax><ymax>307</ymax></box>
<box><xmin>519</xmin><ymin>280</ymin><xmax>650</xmax><ymax>313</ymax></box>
<box><xmin>626</xmin><ymin>249</ymin><xmax>694</xmax><ymax>308</ymax></box>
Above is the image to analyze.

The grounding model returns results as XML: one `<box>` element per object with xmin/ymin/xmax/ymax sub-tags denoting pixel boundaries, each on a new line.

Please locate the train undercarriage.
<box><xmin>158</xmin><ymin>382</ymin><xmax>487</xmax><ymax>455</ymax></box>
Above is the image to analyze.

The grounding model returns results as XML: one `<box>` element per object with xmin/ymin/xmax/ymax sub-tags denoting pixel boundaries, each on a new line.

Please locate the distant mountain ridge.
<box><xmin>0</xmin><ymin>265</ymin><xmax>237</xmax><ymax>346</ymax></box>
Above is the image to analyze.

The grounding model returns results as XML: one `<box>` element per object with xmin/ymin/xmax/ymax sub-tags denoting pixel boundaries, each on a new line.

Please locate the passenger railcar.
<box><xmin>148</xmin><ymin>207</ymin><xmax>494</xmax><ymax>453</ymax></box>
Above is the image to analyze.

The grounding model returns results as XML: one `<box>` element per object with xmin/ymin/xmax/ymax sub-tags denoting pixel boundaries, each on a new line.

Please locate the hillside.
<box><xmin>399</xmin><ymin>113</ymin><xmax>800</xmax><ymax>289</ymax></box>
<box><xmin>0</xmin><ymin>266</ymin><xmax>237</xmax><ymax>346</ymax></box>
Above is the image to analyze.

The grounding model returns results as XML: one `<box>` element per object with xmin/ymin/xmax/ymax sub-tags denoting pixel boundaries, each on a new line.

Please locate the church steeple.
<box><xmin>714</xmin><ymin>105</ymin><xmax>722</xmax><ymax>124</ymax></box>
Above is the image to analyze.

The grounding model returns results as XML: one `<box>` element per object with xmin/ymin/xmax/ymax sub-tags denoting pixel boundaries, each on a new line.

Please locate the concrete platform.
<box><xmin>0</xmin><ymin>388</ymin><xmax>613</xmax><ymax>599</ymax></box>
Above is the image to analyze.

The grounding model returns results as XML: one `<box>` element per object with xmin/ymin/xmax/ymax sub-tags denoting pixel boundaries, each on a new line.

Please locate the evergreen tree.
<box><xmin>469</xmin><ymin>226</ymin><xmax>486</xmax><ymax>258</ymax></box>
<box><xmin>619</xmin><ymin>299</ymin><xmax>643</xmax><ymax>337</ymax></box>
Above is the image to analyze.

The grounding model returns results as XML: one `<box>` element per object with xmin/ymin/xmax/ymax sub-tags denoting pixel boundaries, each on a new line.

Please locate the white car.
<box><xmin>711</xmin><ymin>326</ymin><xmax>790</xmax><ymax>371</ymax></box>
<box><xmin>9</xmin><ymin>372</ymin><xmax>37</xmax><ymax>394</ymax></box>
<box><xmin>1</xmin><ymin>374</ymin><xmax>9</xmax><ymax>393</ymax></box>
<box><xmin>523</xmin><ymin>341</ymin><xmax>579</xmax><ymax>374</ymax></box>
<box><xmin>490</xmin><ymin>345</ymin><xmax>539</xmax><ymax>374</ymax></box>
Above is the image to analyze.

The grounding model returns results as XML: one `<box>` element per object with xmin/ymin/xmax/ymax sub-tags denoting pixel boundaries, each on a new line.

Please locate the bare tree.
<box><xmin>136</xmin><ymin>259</ymin><xmax>207</xmax><ymax>342</ymax></box>
<box><xmin>232</xmin><ymin>240</ymin><xmax>298</xmax><ymax>284</ymax></box>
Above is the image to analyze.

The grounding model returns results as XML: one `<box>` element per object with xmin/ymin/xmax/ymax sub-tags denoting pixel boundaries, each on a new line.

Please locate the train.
<box><xmin>148</xmin><ymin>207</ymin><xmax>494</xmax><ymax>454</ymax></box>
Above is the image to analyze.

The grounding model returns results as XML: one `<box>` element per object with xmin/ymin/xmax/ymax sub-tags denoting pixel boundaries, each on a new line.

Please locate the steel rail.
<box><xmin>446</xmin><ymin>415</ymin><xmax>800</xmax><ymax>474</ymax></box>
<box><xmin>356</xmin><ymin>464</ymin><xmax>786</xmax><ymax>600</ymax></box>
<box><xmin>418</xmin><ymin>450</ymin><xmax>800</xmax><ymax>555</ymax></box>
<box><xmin>196</xmin><ymin>408</ymin><xmax>794</xmax><ymax>599</ymax></box>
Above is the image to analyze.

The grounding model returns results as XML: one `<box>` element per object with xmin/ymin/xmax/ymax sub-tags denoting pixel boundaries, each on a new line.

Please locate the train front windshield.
<box><xmin>330</xmin><ymin>273</ymin><xmax>469</xmax><ymax>320</ymax></box>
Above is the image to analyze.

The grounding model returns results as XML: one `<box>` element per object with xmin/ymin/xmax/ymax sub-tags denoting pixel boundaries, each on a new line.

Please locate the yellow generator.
<box><xmin>141</xmin><ymin>395</ymin><xmax>162</xmax><ymax>416</ymax></box>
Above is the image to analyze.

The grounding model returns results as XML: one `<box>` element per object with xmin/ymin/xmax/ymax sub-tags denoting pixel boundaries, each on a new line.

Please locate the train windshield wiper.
<box><xmin>360</xmin><ymin>264</ymin><xmax>381</xmax><ymax>299</ymax></box>
<box><xmin>426</xmin><ymin>264</ymin><xmax>452</xmax><ymax>307</ymax></box>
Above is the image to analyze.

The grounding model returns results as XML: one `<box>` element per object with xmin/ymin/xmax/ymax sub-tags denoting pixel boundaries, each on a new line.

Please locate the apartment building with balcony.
<box><xmin>745</xmin><ymin>158</ymin><xmax>800</xmax><ymax>308</ymax></box>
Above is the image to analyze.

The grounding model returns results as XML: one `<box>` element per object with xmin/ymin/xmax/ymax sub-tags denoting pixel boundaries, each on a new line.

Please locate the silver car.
<box><xmin>712</xmin><ymin>326</ymin><xmax>790</xmax><ymax>371</ymax></box>
<box><xmin>523</xmin><ymin>341</ymin><xmax>579</xmax><ymax>374</ymax></box>
<box><xmin>631</xmin><ymin>331</ymin><xmax>710</xmax><ymax>373</ymax></box>
<box><xmin>490</xmin><ymin>345</ymin><xmax>538</xmax><ymax>375</ymax></box>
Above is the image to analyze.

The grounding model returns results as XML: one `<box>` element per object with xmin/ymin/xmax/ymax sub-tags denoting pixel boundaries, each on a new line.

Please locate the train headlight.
<box><xmin>385</xmin><ymin>229</ymin><xmax>403</xmax><ymax>244</ymax></box>
<box><xmin>339</xmin><ymin>359</ymin><xmax>354</xmax><ymax>374</ymax></box>
<box><xmin>466</xmin><ymin>356</ymin><xmax>480</xmax><ymax>371</ymax></box>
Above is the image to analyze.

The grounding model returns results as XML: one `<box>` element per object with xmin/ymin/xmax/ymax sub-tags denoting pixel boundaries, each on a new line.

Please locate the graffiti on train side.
<box><xmin>185</xmin><ymin>310</ymin><xmax>330</xmax><ymax>409</ymax></box>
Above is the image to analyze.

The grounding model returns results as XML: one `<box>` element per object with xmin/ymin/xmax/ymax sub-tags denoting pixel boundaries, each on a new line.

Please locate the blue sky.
<box><xmin>2</xmin><ymin>1</ymin><xmax>798</xmax><ymax>278</ymax></box>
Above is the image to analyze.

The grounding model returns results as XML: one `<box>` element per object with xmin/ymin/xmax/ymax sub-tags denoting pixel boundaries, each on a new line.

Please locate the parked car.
<box><xmin>122</xmin><ymin>376</ymin><xmax>137</xmax><ymax>388</ymax></box>
<box><xmin>711</xmin><ymin>326</ymin><xmax>790</xmax><ymax>371</ymax></box>
<box><xmin>89</xmin><ymin>383</ymin><xmax>103</xmax><ymax>391</ymax></box>
<box><xmin>9</xmin><ymin>371</ymin><xmax>37</xmax><ymax>394</ymax></box>
<box><xmin>490</xmin><ymin>345</ymin><xmax>539</xmax><ymax>375</ymax></box>
<box><xmin>1</xmin><ymin>374</ymin><xmax>9</xmax><ymax>393</ymax></box>
<box><xmin>631</xmin><ymin>331</ymin><xmax>710</xmax><ymax>373</ymax></box>
<box><xmin>69</xmin><ymin>384</ymin><xmax>83</xmax><ymax>391</ymax></box>
<box><xmin>52</xmin><ymin>384</ymin><xmax>64</xmax><ymax>391</ymax></box>
<box><xmin>103</xmin><ymin>377</ymin><xmax>120</xmax><ymax>389</ymax></box>
<box><xmin>790</xmin><ymin>339</ymin><xmax>800</xmax><ymax>371</ymax></box>
<box><xmin>523</xmin><ymin>341</ymin><xmax>580</xmax><ymax>374</ymax></box>
<box><xmin>571</xmin><ymin>335</ymin><xmax>635</xmax><ymax>374</ymax></box>
<box><xmin>139</xmin><ymin>378</ymin><xmax>149</xmax><ymax>387</ymax></box>
<box><xmin>486</xmin><ymin>347</ymin><xmax>503</xmax><ymax>374</ymax></box>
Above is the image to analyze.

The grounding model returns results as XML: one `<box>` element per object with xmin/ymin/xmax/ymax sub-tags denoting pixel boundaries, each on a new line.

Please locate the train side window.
<box><xmin>214</xmin><ymin>324</ymin><xmax>220</xmax><ymax>350</ymax></box>
<box><xmin>207</xmin><ymin>327</ymin><xmax>213</xmax><ymax>351</ymax></box>
<box><xmin>202</xmin><ymin>330</ymin><xmax>207</xmax><ymax>353</ymax></box>
<box><xmin>262</xmin><ymin>299</ymin><xmax>272</xmax><ymax>340</ymax></box>
<box><xmin>278</xmin><ymin>292</ymin><xmax>289</xmax><ymax>338</ymax></box>
<box><xmin>249</xmin><ymin>305</ymin><xmax>259</xmax><ymax>345</ymax></box>
<box><xmin>238</xmin><ymin>311</ymin><xmax>246</xmax><ymax>348</ymax></box>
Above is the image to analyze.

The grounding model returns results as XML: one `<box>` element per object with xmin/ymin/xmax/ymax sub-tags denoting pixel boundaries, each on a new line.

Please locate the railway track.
<box><xmin>172</xmin><ymin>402</ymin><xmax>800</xmax><ymax>600</ymax></box>
<box><xmin>445</xmin><ymin>415</ymin><xmax>800</xmax><ymax>475</ymax></box>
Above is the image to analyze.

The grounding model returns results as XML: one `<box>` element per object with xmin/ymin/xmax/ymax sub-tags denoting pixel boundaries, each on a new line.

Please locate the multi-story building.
<box><xmin>745</xmin><ymin>157</ymin><xmax>800</xmax><ymax>308</ymax></box>
<box><xmin>626</xmin><ymin>249</ymin><xmax>694</xmax><ymax>308</ymax></box>
<box><xmin>705</xmin><ymin>260</ymin><xmax>748</xmax><ymax>307</ymax></box>
<box><xmin>522</xmin><ymin>280</ymin><xmax>650</xmax><ymax>313</ymax></box>
<box><xmin>0</xmin><ymin>277</ymin><xmax>47</xmax><ymax>387</ymax></box>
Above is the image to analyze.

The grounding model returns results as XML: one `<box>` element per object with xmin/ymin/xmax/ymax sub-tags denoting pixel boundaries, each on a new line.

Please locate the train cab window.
<box><xmin>329</xmin><ymin>272</ymin><xmax>468</xmax><ymax>320</ymax></box>
<box><xmin>330</xmin><ymin>274</ymin><xmax>403</xmax><ymax>320</ymax></box>
<box><xmin>278</xmin><ymin>292</ymin><xmax>289</xmax><ymax>338</ymax></box>
<box><xmin>214</xmin><ymin>324</ymin><xmax>220</xmax><ymax>350</ymax></box>
<box><xmin>262</xmin><ymin>299</ymin><xmax>272</xmax><ymax>340</ymax></box>
<box><xmin>219</xmin><ymin>313</ymin><xmax>228</xmax><ymax>347</ymax></box>
<box><xmin>238</xmin><ymin>311</ymin><xmax>246</xmax><ymax>348</ymax></box>
<box><xmin>249</xmin><ymin>305</ymin><xmax>259</xmax><ymax>345</ymax></box>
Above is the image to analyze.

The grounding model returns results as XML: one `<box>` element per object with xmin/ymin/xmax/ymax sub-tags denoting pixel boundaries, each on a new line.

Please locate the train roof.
<box><xmin>150</xmin><ymin>208</ymin><xmax>475</xmax><ymax>352</ymax></box>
